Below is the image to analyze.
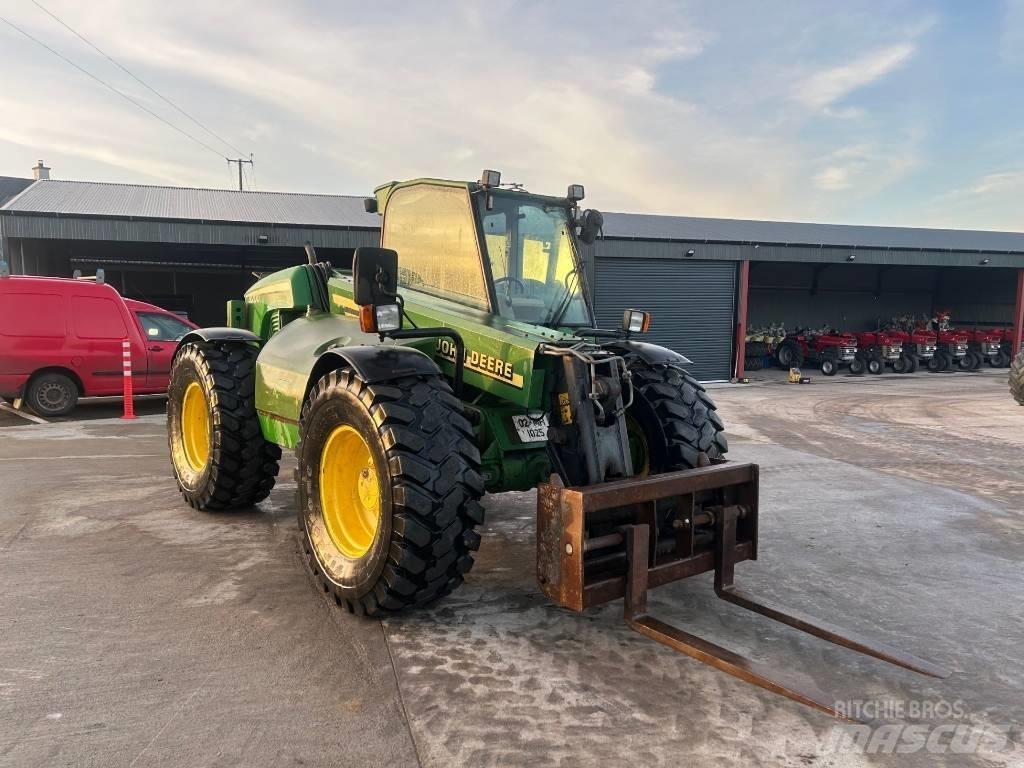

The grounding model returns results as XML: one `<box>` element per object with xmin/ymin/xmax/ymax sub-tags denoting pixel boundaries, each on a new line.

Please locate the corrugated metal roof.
<box><xmin>0</xmin><ymin>179</ymin><xmax>379</xmax><ymax>228</ymax></box>
<box><xmin>4</xmin><ymin>178</ymin><xmax>1023</xmax><ymax>254</ymax></box>
<box><xmin>0</xmin><ymin>176</ymin><xmax>34</xmax><ymax>207</ymax></box>
<box><xmin>602</xmin><ymin>212</ymin><xmax>1024</xmax><ymax>253</ymax></box>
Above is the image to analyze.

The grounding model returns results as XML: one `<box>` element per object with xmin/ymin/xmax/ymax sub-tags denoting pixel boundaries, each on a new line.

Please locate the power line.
<box><xmin>0</xmin><ymin>13</ymin><xmax>227</xmax><ymax>161</ymax></box>
<box><xmin>30</xmin><ymin>0</ymin><xmax>249</xmax><ymax>159</ymax></box>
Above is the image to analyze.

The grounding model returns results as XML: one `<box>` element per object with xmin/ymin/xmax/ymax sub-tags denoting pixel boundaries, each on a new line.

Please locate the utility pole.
<box><xmin>227</xmin><ymin>154</ymin><xmax>254</xmax><ymax>191</ymax></box>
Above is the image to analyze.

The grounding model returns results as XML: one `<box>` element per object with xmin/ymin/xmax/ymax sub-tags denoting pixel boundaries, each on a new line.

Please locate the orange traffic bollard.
<box><xmin>121</xmin><ymin>339</ymin><xmax>136</xmax><ymax>420</ymax></box>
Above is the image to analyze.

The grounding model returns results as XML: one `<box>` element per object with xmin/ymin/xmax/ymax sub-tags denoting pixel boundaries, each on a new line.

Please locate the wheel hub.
<box><xmin>319</xmin><ymin>425</ymin><xmax>380</xmax><ymax>559</ymax></box>
<box><xmin>180</xmin><ymin>381</ymin><xmax>211</xmax><ymax>471</ymax></box>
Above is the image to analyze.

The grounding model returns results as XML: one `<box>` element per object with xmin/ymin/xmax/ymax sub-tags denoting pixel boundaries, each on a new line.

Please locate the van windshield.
<box><xmin>479</xmin><ymin>195</ymin><xmax>592</xmax><ymax>327</ymax></box>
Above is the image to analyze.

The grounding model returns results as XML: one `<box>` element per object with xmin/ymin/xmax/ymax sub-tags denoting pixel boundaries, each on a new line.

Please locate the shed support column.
<box><xmin>1014</xmin><ymin>269</ymin><xmax>1024</xmax><ymax>357</ymax></box>
<box><xmin>734</xmin><ymin>260</ymin><xmax>750</xmax><ymax>380</ymax></box>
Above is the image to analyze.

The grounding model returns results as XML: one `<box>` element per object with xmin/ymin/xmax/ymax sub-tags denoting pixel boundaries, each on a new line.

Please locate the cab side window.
<box><xmin>382</xmin><ymin>184</ymin><xmax>489</xmax><ymax>310</ymax></box>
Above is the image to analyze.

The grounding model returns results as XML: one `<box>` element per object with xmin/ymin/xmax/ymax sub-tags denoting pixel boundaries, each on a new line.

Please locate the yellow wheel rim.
<box><xmin>180</xmin><ymin>381</ymin><xmax>211</xmax><ymax>471</ymax></box>
<box><xmin>626</xmin><ymin>415</ymin><xmax>650</xmax><ymax>477</ymax></box>
<box><xmin>319</xmin><ymin>424</ymin><xmax>380</xmax><ymax>559</ymax></box>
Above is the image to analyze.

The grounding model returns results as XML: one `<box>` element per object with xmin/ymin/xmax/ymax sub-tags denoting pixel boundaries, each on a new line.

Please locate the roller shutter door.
<box><xmin>594</xmin><ymin>258</ymin><xmax>737</xmax><ymax>381</ymax></box>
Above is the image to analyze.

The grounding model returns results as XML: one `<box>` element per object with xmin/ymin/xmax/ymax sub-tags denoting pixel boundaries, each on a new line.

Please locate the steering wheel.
<box><xmin>494</xmin><ymin>276</ymin><xmax>526</xmax><ymax>295</ymax></box>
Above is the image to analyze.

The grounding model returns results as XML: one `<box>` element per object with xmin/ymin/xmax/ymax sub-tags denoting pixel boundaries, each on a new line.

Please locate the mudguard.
<box><xmin>606</xmin><ymin>340</ymin><xmax>692</xmax><ymax>366</ymax></box>
<box><xmin>175</xmin><ymin>327</ymin><xmax>261</xmax><ymax>357</ymax></box>
<box><xmin>321</xmin><ymin>344</ymin><xmax>442</xmax><ymax>384</ymax></box>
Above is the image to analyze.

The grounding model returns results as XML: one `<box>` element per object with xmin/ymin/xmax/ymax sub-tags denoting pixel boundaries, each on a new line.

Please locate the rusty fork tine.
<box><xmin>628</xmin><ymin>615</ymin><xmax>865</xmax><ymax>723</ymax></box>
<box><xmin>715</xmin><ymin>587</ymin><xmax>950</xmax><ymax>679</ymax></box>
<box><xmin>622</xmin><ymin>524</ymin><xmax>864</xmax><ymax>722</ymax></box>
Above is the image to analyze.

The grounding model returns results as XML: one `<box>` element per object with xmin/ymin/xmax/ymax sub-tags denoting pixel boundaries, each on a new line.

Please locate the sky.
<box><xmin>0</xmin><ymin>0</ymin><xmax>1021</xmax><ymax>231</ymax></box>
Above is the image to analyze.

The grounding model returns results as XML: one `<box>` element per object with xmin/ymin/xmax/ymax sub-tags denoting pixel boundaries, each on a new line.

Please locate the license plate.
<box><xmin>512</xmin><ymin>414</ymin><xmax>549</xmax><ymax>443</ymax></box>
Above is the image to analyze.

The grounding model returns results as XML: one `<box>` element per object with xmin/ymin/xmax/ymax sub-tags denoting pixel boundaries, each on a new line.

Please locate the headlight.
<box><xmin>622</xmin><ymin>309</ymin><xmax>651</xmax><ymax>334</ymax></box>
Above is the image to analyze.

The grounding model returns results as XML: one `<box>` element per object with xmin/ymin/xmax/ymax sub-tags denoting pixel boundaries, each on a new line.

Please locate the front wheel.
<box><xmin>820</xmin><ymin>358</ymin><xmax>837</xmax><ymax>376</ymax></box>
<box><xmin>297</xmin><ymin>368</ymin><xmax>484</xmax><ymax>615</ymax></box>
<box><xmin>167</xmin><ymin>341</ymin><xmax>281</xmax><ymax>510</ymax></box>
<box><xmin>848</xmin><ymin>358</ymin><xmax>865</xmax><ymax>375</ymax></box>
<box><xmin>867</xmin><ymin>358</ymin><xmax>883</xmax><ymax>375</ymax></box>
<box><xmin>892</xmin><ymin>355</ymin><xmax>908</xmax><ymax>374</ymax></box>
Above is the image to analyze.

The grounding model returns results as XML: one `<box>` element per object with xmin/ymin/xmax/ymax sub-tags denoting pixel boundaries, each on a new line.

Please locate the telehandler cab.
<box><xmin>167</xmin><ymin>171</ymin><xmax>946</xmax><ymax>719</ymax></box>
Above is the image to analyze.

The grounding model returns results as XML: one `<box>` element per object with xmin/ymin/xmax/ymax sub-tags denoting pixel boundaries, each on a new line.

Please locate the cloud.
<box><xmin>793</xmin><ymin>43</ymin><xmax>915</xmax><ymax>110</ymax></box>
<box><xmin>812</xmin><ymin>141</ymin><xmax>921</xmax><ymax>196</ymax></box>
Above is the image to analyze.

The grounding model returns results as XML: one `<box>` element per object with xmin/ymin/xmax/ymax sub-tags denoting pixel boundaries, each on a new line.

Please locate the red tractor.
<box><xmin>987</xmin><ymin>328</ymin><xmax>1018</xmax><ymax>368</ymax></box>
<box><xmin>776</xmin><ymin>327</ymin><xmax>864</xmax><ymax>376</ymax></box>
<box><xmin>854</xmin><ymin>331</ymin><xmax>906</xmax><ymax>374</ymax></box>
<box><xmin>884</xmin><ymin>328</ymin><xmax>935</xmax><ymax>373</ymax></box>
<box><xmin>918</xmin><ymin>312</ymin><xmax>968</xmax><ymax>372</ymax></box>
<box><xmin>956</xmin><ymin>329</ymin><xmax>1002</xmax><ymax>371</ymax></box>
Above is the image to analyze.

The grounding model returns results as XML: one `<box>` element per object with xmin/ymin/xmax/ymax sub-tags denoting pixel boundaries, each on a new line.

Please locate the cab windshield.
<box><xmin>480</xmin><ymin>194</ymin><xmax>592</xmax><ymax>326</ymax></box>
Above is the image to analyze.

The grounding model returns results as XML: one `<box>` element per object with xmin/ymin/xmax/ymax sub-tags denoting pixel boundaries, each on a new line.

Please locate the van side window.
<box><xmin>0</xmin><ymin>293</ymin><xmax>65</xmax><ymax>337</ymax></box>
<box><xmin>71</xmin><ymin>296</ymin><xmax>128</xmax><ymax>339</ymax></box>
<box><xmin>382</xmin><ymin>184</ymin><xmax>489</xmax><ymax>310</ymax></box>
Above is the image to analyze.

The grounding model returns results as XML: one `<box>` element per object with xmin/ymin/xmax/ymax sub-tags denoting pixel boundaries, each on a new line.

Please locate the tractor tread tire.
<box><xmin>168</xmin><ymin>341</ymin><xmax>281</xmax><ymax>511</ymax></box>
<box><xmin>298</xmin><ymin>368</ymin><xmax>484</xmax><ymax>616</ymax></box>
<box><xmin>1010</xmin><ymin>352</ymin><xmax>1024</xmax><ymax>406</ymax></box>
<box><xmin>630</xmin><ymin>363</ymin><xmax>728</xmax><ymax>469</ymax></box>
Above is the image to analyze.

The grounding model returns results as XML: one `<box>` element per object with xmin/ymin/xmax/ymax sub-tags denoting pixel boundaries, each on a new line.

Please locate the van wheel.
<box><xmin>26</xmin><ymin>372</ymin><xmax>78</xmax><ymax>417</ymax></box>
<box><xmin>167</xmin><ymin>341</ymin><xmax>281</xmax><ymax>510</ymax></box>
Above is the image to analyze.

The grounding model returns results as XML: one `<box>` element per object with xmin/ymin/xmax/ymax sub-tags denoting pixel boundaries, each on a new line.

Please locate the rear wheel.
<box><xmin>744</xmin><ymin>356</ymin><xmax>763</xmax><ymax>372</ymax></box>
<box><xmin>297</xmin><ymin>368</ymin><xmax>484</xmax><ymax>615</ymax></box>
<box><xmin>168</xmin><ymin>341</ymin><xmax>281</xmax><ymax>510</ymax></box>
<box><xmin>776</xmin><ymin>340</ymin><xmax>804</xmax><ymax>369</ymax></box>
<box><xmin>25</xmin><ymin>372</ymin><xmax>78</xmax><ymax>417</ymax></box>
<box><xmin>1011</xmin><ymin>352</ymin><xmax>1024</xmax><ymax>406</ymax></box>
<box><xmin>627</xmin><ymin>362</ymin><xmax>728</xmax><ymax>471</ymax></box>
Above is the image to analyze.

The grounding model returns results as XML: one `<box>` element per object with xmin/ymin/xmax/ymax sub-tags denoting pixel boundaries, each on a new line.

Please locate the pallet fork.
<box><xmin>537</xmin><ymin>463</ymin><xmax>948</xmax><ymax>721</ymax></box>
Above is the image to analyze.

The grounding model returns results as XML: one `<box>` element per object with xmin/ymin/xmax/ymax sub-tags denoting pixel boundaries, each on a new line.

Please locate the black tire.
<box><xmin>905</xmin><ymin>354</ymin><xmax>919</xmax><ymax>374</ymax></box>
<box><xmin>990</xmin><ymin>351</ymin><xmax>1008</xmax><ymax>368</ymax></box>
<box><xmin>627</xmin><ymin>362</ymin><xmax>728</xmax><ymax>472</ymax></box>
<box><xmin>957</xmin><ymin>353</ymin><xmax>974</xmax><ymax>371</ymax></box>
<box><xmin>297</xmin><ymin>367</ymin><xmax>484</xmax><ymax>616</ymax></box>
<box><xmin>892</xmin><ymin>355</ymin><xmax>908</xmax><ymax>374</ymax></box>
<box><xmin>1011</xmin><ymin>352</ymin><xmax>1024</xmax><ymax>406</ymax></box>
<box><xmin>867</xmin><ymin>358</ymin><xmax>883</xmax><ymax>375</ymax></box>
<box><xmin>927</xmin><ymin>355</ymin><xmax>941</xmax><ymax>372</ymax></box>
<box><xmin>776</xmin><ymin>340</ymin><xmax>804</xmax><ymax>369</ymax></box>
<box><xmin>744</xmin><ymin>356</ymin><xmax>763</xmax><ymax>372</ymax></box>
<box><xmin>935</xmin><ymin>352</ymin><xmax>951</xmax><ymax>372</ymax></box>
<box><xmin>168</xmin><ymin>341</ymin><xmax>281</xmax><ymax>510</ymax></box>
<box><xmin>25</xmin><ymin>371</ymin><xmax>79</xmax><ymax>417</ymax></box>
<box><xmin>820</xmin><ymin>357</ymin><xmax>837</xmax><ymax>376</ymax></box>
<box><xmin>971</xmin><ymin>352</ymin><xmax>984</xmax><ymax>371</ymax></box>
<box><xmin>848</xmin><ymin>358</ymin><xmax>865</xmax><ymax>376</ymax></box>
<box><xmin>745</xmin><ymin>341</ymin><xmax>770</xmax><ymax>357</ymax></box>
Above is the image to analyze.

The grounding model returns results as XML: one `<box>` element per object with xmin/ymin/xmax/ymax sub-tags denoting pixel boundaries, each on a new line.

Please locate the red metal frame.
<box><xmin>1014</xmin><ymin>269</ymin><xmax>1024</xmax><ymax>355</ymax></box>
<box><xmin>734</xmin><ymin>260</ymin><xmax>750</xmax><ymax>379</ymax></box>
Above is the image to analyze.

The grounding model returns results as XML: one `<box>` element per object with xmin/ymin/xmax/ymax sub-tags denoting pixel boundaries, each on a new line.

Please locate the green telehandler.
<box><xmin>167</xmin><ymin>170</ymin><xmax>946</xmax><ymax>719</ymax></box>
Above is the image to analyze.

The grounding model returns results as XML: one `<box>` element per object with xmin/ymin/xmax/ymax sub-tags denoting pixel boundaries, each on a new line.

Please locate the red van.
<box><xmin>0</xmin><ymin>274</ymin><xmax>196</xmax><ymax>416</ymax></box>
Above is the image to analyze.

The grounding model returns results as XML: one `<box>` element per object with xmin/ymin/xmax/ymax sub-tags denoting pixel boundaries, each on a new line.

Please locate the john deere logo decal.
<box><xmin>436</xmin><ymin>338</ymin><xmax>524</xmax><ymax>388</ymax></box>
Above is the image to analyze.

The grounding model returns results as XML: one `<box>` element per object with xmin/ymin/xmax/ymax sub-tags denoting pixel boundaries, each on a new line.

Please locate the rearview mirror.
<box><xmin>352</xmin><ymin>247</ymin><xmax>399</xmax><ymax>306</ymax></box>
<box><xmin>578</xmin><ymin>209</ymin><xmax>604</xmax><ymax>245</ymax></box>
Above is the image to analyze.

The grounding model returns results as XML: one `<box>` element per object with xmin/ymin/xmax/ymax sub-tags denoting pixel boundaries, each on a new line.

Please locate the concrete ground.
<box><xmin>0</xmin><ymin>372</ymin><xmax>1021</xmax><ymax>767</ymax></box>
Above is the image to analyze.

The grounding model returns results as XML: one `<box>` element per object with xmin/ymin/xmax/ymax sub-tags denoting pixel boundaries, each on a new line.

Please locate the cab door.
<box><xmin>134</xmin><ymin>311</ymin><xmax>193</xmax><ymax>391</ymax></box>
